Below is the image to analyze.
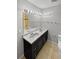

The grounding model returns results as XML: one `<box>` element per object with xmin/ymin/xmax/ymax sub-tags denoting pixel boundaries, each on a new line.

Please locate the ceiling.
<box><xmin>27</xmin><ymin>0</ymin><xmax>61</xmax><ymax>9</ymax></box>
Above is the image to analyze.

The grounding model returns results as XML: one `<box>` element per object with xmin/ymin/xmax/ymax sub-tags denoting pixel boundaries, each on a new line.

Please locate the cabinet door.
<box><xmin>23</xmin><ymin>39</ymin><xmax>32</xmax><ymax>59</ymax></box>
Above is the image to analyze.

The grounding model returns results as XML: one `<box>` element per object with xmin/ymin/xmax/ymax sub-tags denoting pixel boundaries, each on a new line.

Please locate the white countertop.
<box><xmin>23</xmin><ymin>28</ymin><xmax>38</xmax><ymax>35</ymax></box>
<box><xmin>23</xmin><ymin>28</ymin><xmax>48</xmax><ymax>44</ymax></box>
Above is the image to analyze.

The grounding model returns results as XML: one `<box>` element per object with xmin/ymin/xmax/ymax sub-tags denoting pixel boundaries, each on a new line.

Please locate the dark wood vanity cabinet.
<box><xmin>23</xmin><ymin>30</ymin><xmax>48</xmax><ymax>59</ymax></box>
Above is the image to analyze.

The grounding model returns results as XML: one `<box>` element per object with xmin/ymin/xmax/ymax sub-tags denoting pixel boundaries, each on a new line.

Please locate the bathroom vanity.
<box><xmin>23</xmin><ymin>29</ymin><xmax>48</xmax><ymax>59</ymax></box>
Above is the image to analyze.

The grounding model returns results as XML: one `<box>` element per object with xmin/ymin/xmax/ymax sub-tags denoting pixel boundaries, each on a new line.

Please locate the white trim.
<box><xmin>47</xmin><ymin>40</ymin><xmax>58</xmax><ymax>46</ymax></box>
<box><xmin>47</xmin><ymin>40</ymin><xmax>61</xmax><ymax>51</ymax></box>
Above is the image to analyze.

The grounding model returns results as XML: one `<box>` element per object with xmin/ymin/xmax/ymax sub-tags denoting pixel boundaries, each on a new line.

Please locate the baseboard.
<box><xmin>47</xmin><ymin>40</ymin><xmax>61</xmax><ymax>52</ymax></box>
<box><xmin>47</xmin><ymin>40</ymin><xmax>58</xmax><ymax>46</ymax></box>
<box><xmin>19</xmin><ymin>54</ymin><xmax>24</xmax><ymax>59</ymax></box>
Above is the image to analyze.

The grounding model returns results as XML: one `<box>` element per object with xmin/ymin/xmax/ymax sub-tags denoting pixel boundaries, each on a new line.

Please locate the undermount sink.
<box><xmin>29</xmin><ymin>32</ymin><xmax>39</xmax><ymax>38</ymax></box>
<box><xmin>29</xmin><ymin>30</ymin><xmax>41</xmax><ymax>38</ymax></box>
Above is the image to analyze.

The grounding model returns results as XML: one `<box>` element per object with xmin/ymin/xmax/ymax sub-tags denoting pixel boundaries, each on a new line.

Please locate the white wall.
<box><xmin>28</xmin><ymin>14</ymin><xmax>42</xmax><ymax>28</ymax></box>
<box><xmin>17</xmin><ymin>0</ymin><xmax>42</xmax><ymax>59</ymax></box>
<box><xmin>42</xmin><ymin>4</ymin><xmax>61</xmax><ymax>43</ymax></box>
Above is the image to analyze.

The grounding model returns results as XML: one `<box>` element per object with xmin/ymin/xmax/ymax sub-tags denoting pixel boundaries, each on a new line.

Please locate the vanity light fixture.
<box><xmin>25</xmin><ymin>9</ymin><xmax>42</xmax><ymax>16</ymax></box>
